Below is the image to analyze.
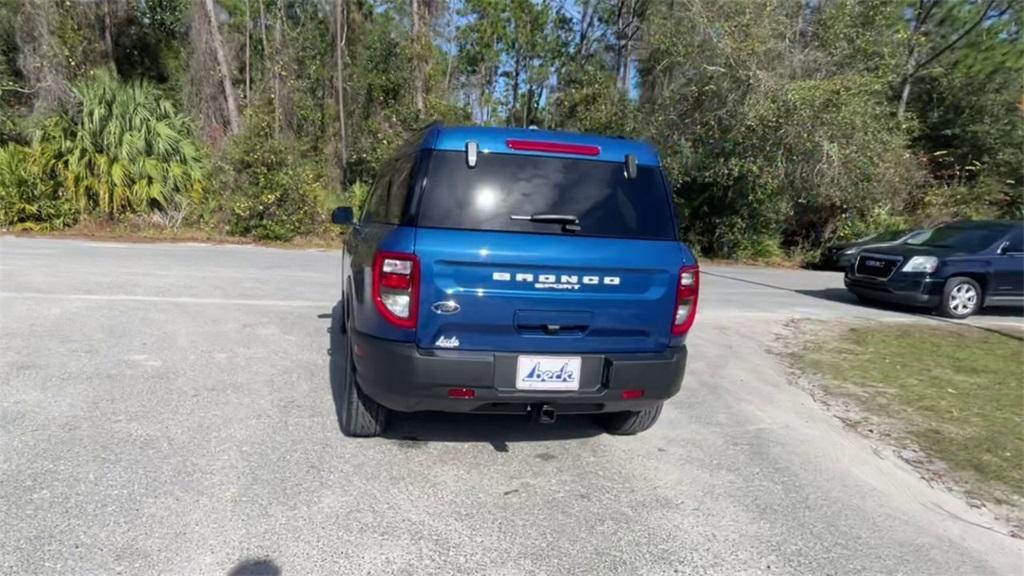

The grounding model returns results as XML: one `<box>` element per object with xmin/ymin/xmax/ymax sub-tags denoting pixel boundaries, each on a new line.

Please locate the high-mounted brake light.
<box><xmin>372</xmin><ymin>251</ymin><xmax>419</xmax><ymax>329</ymax></box>
<box><xmin>506</xmin><ymin>139</ymin><xmax>601</xmax><ymax>156</ymax></box>
<box><xmin>671</xmin><ymin>264</ymin><xmax>699</xmax><ymax>336</ymax></box>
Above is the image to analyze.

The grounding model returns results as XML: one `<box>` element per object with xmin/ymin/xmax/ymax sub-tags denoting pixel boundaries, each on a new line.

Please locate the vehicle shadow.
<box><xmin>796</xmin><ymin>286</ymin><xmax>1024</xmax><ymax>320</ymax></box>
<box><xmin>228</xmin><ymin>558</ymin><xmax>280</xmax><ymax>576</ymax></box>
<box><xmin>324</xmin><ymin>305</ymin><xmax>604</xmax><ymax>449</ymax></box>
<box><xmin>384</xmin><ymin>411</ymin><xmax>603</xmax><ymax>451</ymax></box>
<box><xmin>704</xmin><ymin>271</ymin><xmax>1023</xmax><ymax>339</ymax></box>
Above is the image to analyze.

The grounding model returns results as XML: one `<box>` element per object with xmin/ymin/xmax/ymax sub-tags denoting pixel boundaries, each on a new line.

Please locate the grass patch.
<box><xmin>800</xmin><ymin>323</ymin><xmax>1024</xmax><ymax>506</ymax></box>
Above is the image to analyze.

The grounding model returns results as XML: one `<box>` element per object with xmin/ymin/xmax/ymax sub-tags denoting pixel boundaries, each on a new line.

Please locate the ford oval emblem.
<box><xmin>431</xmin><ymin>300</ymin><xmax>461</xmax><ymax>315</ymax></box>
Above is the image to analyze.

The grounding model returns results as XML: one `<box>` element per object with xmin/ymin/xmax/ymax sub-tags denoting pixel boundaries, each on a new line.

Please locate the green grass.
<box><xmin>800</xmin><ymin>323</ymin><xmax>1024</xmax><ymax>505</ymax></box>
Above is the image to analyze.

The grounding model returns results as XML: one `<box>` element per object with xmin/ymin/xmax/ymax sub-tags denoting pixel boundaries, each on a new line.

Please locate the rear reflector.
<box><xmin>621</xmin><ymin>389</ymin><xmax>645</xmax><ymax>400</ymax></box>
<box><xmin>506</xmin><ymin>139</ymin><xmax>601</xmax><ymax>156</ymax></box>
<box><xmin>447</xmin><ymin>388</ymin><xmax>476</xmax><ymax>399</ymax></box>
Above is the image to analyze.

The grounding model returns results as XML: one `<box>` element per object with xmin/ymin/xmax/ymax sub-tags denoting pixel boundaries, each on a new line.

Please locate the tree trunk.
<box><xmin>614</xmin><ymin>2</ymin><xmax>625</xmax><ymax>92</ymax></box>
<box><xmin>897</xmin><ymin>46</ymin><xmax>917</xmax><ymax>121</ymax></box>
<box><xmin>201</xmin><ymin>0</ymin><xmax>241</xmax><ymax>135</ymax></box>
<box><xmin>510</xmin><ymin>51</ymin><xmax>521</xmax><ymax>126</ymax></box>
<box><xmin>412</xmin><ymin>0</ymin><xmax>425</xmax><ymax>114</ymax></box>
<box><xmin>622</xmin><ymin>39</ymin><xmax>631</xmax><ymax>94</ymax></box>
<box><xmin>335</xmin><ymin>0</ymin><xmax>347</xmax><ymax>181</ymax></box>
<box><xmin>258</xmin><ymin>0</ymin><xmax>269</xmax><ymax>54</ymax></box>
<box><xmin>245</xmin><ymin>0</ymin><xmax>251</xmax><ymax>103</ymax></box>
<box><xmin>273</xmin><ymin>0</ymin><xmax>283</xmax><ymax>137</ymax></box>
<box><xmin>443</xmin><ymin>1</ymin><xmax>455</xmax><ymax>91</ymax></box>
<box><xmin>897</xmin><ymin>77</ymin><xmax>913</xmax><ymax>121</ymax></box>
<box><xmin>103</xmin><ymin>0</ymin><xmax>115</xmax><ymax>64</ymax></box>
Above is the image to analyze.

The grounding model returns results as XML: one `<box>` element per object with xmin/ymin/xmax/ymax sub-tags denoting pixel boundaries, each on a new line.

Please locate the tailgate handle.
<box><xmin>515</xmin><ymin>322</ymin><xmax>589</xmax><ymax>336</ymax></box>
<box><xmin>514</xmin><ymin>310</ymin><xmax>592</xmax><ymax>336</ymax></box>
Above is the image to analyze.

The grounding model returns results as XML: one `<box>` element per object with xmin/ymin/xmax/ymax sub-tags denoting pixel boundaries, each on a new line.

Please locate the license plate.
<box><xmin>515</xmin><ymin>356</ymin><xmax>582</xmax><ymax>391</ymax></box>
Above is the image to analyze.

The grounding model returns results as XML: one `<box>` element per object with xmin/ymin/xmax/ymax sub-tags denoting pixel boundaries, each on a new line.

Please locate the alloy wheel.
<box><xmin>949</xmin><ymin>283</ymin><xmax>978</xmax><ymax>315</ymax></box>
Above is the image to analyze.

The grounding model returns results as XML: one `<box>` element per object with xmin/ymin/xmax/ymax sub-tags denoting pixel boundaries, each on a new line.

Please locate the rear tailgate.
<box><xmin>414</xmin><ymin>228</ymin><xmax>686</xmax><ymax>353</ymax></box>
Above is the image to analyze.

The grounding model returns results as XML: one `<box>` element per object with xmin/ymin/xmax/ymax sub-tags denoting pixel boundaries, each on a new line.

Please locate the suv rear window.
<box><xmin>416</xmin><ymin>151</ymin><xmax>676</xmax><ymax>240</ymax></box>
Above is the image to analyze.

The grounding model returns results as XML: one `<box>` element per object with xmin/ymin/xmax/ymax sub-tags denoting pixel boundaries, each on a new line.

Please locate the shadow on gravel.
<box><xmin>706</xmin><ymin>270</ymin><xmax>1023</xmax><ymax>339</ymax></box>
<box><xmin>384</xmin><ymin>412</ymin><xmax>603</xmax><ymax>452</ymax></box>
<box><xmin>324</xmin><ymin>304</ymin><xmax>603</xmax><ymax>450</ymax></box>
<box><xmin>797</xmin><ymin>286</ymin><xmax>1024</xmax><ymax>320</ymax></box>
<box><xmin>228</xmin><ymin>559</ymin><xmax>280</xmax><ymax>576</ymax></box>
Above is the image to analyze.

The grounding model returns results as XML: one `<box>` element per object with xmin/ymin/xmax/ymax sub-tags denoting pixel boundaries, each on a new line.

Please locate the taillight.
<box><xmin>372</xmin><ymin>251</ymin><xmax>419</xmax><ymax>329</ymax></box>
<box><xmin>671</xmin><ymin>264</ymin><xmax>699</xmax><ymax>335</ymax></box>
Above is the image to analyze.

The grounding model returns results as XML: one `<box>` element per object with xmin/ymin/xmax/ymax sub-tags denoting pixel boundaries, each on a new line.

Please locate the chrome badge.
<box><xmin>435</xmin><ymin>335</ymin><xmax>460</xmax><ymax>349</ymax></box>
<box><xmin>431</xmin><ymin>300</ymin><xmax>461</xmax><ymax>315</ymax></box>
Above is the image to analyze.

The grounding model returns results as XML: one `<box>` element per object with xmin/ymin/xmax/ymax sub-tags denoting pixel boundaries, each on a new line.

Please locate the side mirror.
<box><xmin>331</xmin><ymin>206</ymin><xmax>355</xmax><ymax>226</ymax></box>
<box><xmin>998</xmin><ymin>241</ymin><xmax>1022</xmax><ymax>255</ymax></box>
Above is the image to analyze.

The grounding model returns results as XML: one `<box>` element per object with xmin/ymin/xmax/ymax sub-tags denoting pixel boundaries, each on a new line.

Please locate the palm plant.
<box><xmin>0</xmin><ymin>144</ymin><xmax>78</xmax><ymax>230</ymax></box>
<box><xmin>35</xmin><ymin>71</ymin><xmax>205</xmax><ymax>218</ymax></box>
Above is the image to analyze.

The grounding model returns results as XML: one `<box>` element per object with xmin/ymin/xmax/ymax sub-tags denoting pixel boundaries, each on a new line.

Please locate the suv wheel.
<box><xmin>599</xmin><ymin>403</ymin><xmax>663</xmax><ymax>435</ymax></box>
<box><xmin>938</xmin><ymin>277</ymin><xmax>981</xmax><ymax>319</ymax></box>
<box><xmin>330</xmin><ymin>304</ymin><xmax>389</xmax><ymax>437</ymax></box>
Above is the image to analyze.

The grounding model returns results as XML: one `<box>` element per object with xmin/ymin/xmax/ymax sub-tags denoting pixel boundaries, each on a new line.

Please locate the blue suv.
<box><xmin>329</xmin><ymin>124</ymin><xmax>698</xmax><ymax>437</ymax></box>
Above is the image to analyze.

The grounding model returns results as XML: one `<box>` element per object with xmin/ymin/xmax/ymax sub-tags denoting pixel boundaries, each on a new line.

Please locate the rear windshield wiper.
<box><xmin>510</xmin><ymin>213</ymin><xmax>581</xmax><ymax>233</ymax></box>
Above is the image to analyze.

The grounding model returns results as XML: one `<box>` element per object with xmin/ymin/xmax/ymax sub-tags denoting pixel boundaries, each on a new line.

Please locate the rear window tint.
<box><xmin>387</xmin><ymin>154</ymin><xmax>416</xmax><ymax>223</ymax></box>
<box><xmin>416</xmin><ymin>151</ymin><xmax>676</xmax><ymax>240</ymax></box>
<box><xmin>363</xmin><ymin>167</ymin><xmax>390</xmax><ymax>223</ymax></box>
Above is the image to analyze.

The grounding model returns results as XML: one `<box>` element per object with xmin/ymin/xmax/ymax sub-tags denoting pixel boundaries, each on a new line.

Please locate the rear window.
<box><xmin>416</xmin><ymin>151</ymin><xmax>676</xmax><ymax>240</ymax></box>
<box><xmin>916</xmin><ymin>224</ymin><xmax>1013</xmax><ymax>252</ymax></box>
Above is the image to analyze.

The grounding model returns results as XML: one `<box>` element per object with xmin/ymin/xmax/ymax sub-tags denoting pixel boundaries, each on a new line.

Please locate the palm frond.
<box><xmin>31</xmin><ymin>70</ymin><xmax>208</xmax><ymax>218</ymax></box>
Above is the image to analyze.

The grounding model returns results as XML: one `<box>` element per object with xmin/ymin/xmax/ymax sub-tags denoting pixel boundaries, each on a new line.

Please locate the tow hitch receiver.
<box><xmin>532</xmin><ymin>404</ymin><xmax>557</xmax><ymax>424</ymax></box>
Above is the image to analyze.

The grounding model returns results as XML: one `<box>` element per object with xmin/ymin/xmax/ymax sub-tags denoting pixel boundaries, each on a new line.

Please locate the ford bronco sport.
<box><xmin>329</xmin><ymin>124</ymin><xmax>698</xmax><ymax>437</ymax></box>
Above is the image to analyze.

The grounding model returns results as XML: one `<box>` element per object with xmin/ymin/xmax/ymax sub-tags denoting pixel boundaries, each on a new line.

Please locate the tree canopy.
<box><xmin>1</xmin><ymin>0</ymin><xmax>1021</xmax><ymax>251</ymax></box>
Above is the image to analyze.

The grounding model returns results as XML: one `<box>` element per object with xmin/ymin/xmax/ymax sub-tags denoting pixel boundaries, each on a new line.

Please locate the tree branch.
<box><xmin>0</xmin><ymin>85</ymin><xmax>36</xmax><ymax>94</ymax></box>
<box><xmin>908</xmin><ymin>0</ymin><xmax>999</xmax><ymax>78</ymax></box>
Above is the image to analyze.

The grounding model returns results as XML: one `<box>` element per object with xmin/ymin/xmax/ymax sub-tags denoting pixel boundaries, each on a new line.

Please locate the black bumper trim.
<box><xmin>845</xmin><ymin>274</ymin><xmax>943</xmax><ymax>308</ymax></box>
<box><xmin>350</xmin><ymin>330</ymin><xmax>687</xmax><ymax>413</ymax></box>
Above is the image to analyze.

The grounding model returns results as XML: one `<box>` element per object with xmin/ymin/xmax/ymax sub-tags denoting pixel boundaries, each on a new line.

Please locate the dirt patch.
<box><xmin>3</xmin><ymin>220</ymin><xmax>344</xmax><ymax>250</ymax></box>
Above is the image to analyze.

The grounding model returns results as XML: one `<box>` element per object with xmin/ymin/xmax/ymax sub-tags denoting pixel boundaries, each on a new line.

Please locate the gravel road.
<box><xmin>1</xmin><ymin>236</ymin><xmax>1022</xmax><ymax>576</ymax></box>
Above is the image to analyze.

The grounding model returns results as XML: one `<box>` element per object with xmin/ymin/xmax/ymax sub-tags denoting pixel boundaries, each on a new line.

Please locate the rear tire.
<box><xmin>937</xmin><ymin>277</ymin><xmax>981</xmax><ymax>319</ymax></box>
<box><xmin>599</xmin><ymin>403</ymin><xmax>663</xmax><ymax>435</ymax></box>
<box><xmin>331</xmin><ymin>304</ymin><xmax>388</xmax><ymax>437</ymax></box>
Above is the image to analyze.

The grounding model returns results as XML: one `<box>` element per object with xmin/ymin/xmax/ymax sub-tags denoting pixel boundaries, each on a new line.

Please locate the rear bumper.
<box><xmin>844</xmin><ymin>272</ymin><xmax>944</xmax><ymax>308</ymax></box>
<box><xmin>350</xmin><ymin>330</ymin><xmax>687</xmax><ymax>414</ymax></box>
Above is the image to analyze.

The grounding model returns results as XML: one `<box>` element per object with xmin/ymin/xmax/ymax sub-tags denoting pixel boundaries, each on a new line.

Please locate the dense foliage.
<box><xmin>216</xmin><ymin>111</ymin><xmax>327</xmax><ymax>241</ymax></box>
<box><xmin>0</xmin><ymin>0</ymin><xmax>1020</xmax><ymax>253</ymax></box>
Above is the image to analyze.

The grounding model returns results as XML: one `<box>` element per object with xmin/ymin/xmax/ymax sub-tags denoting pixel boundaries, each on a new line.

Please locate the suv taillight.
<box><xmin>671</xmin><ymin>264</ymin><xmax>699</xmax><ymax>335</ymax></box>
<box><xmin>372</xmin><ymin>251</ymin><xmax>419</xmax><ymax>329</ymax></box>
